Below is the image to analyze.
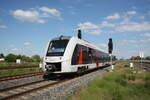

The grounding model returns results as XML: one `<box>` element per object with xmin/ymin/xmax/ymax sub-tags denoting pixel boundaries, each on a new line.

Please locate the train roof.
<box><xmin>50</xmin><ymin>36</ymin><xmax>108</xmax><ymax>54</ymax></box>
<box><xmin>51</xmin><ymin>36</ymin><xmax>71</xmax><ymax>41</ymax></box>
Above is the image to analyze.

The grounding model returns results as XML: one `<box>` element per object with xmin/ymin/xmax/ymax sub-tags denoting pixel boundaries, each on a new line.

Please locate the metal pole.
<box><xmin>110</xmin><ymin>54</ymin><xmax>113</xmax><ymax>71</ymax></box>
<box><xmin>140</xmin><ymin>52</ymin><xmax>143</xmax><ymax>68</ymax></box>
<box><xmin>141</xmin><ymin>56</ymin><xmax>142</xmax><ymax>68</ymax></box>
<box><xmin>109</xmin><ymin>54</ymin><xmax>112</xmax><ymax>65</ymax></box>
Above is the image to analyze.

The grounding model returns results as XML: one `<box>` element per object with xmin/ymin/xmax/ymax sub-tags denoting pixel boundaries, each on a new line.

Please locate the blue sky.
<box><xmin>0</xmin><ymin>0</ymin><xmax>150</xmax><ymax>59</ymax></box>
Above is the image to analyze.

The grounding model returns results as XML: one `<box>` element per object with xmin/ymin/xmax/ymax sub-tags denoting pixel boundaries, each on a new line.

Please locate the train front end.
<box><xmin>42</xmin><ymin>36</ymin><xmax>71</xmax><ymax>74</ymax></box>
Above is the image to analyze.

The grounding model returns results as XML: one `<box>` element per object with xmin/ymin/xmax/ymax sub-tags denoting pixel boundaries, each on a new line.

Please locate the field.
<box><xmin>0</xmin><ymin>62</ymin><xmax>39</xmax><ymax>67</ymax></box>
<box><xmin>0</xmin><ymin>62</ymin><xmax>42</xmax><ymax>77</ymax></box>
<box><xmin>67</xmin><ymin>61</ymin><xmax>150</xmax><ymax>100</ymax></box>
<box><xmin>0</xmin><ymin>68</ymin><xmax>43</xmax><ymax>77</ymax></box>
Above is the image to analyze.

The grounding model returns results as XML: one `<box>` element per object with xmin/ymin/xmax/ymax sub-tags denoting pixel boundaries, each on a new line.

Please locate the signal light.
<box><xmin>78</xmin><ymin>30</ymin><xmax>82</xmax><ymax>39</ymax></box>
<box><xmin>108</xmin><ymin>38</ymin><xmax>113</xmax><ymax>54</ymax></box>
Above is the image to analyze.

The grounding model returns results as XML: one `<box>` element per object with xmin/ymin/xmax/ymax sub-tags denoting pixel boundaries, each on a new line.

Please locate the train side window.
<box><xmin>86</xmin><ymin>47</ymin><xmax>90</xmax><ymax>64</ymax></box>
<box><xmin>91</xmin><ymin>49</ymin><xmax>95</xmax><ymax>63</ymax></box>
<box><xmin>101</xmin><ymin>55</ymin><xmax>104</xmax><ymax>63</ymax></box>
<box><xmin>71</xmin><ymin>44</ymin><xmax>80</xmax><ymax>65</ymax></box>
<box><xmin>82</xmin><ymin>46</ymin><xmax>87</xmax><ymax>64</ymax></box>
<box><xmin>88</xmin><ymin>48</ymin><xmax>92</xmax><ymax>54</ymax></box>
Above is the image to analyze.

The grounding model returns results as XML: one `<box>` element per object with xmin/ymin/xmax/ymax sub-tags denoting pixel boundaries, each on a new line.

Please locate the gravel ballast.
<box><xmin>0</xmin><ymin>75</ymin><xmax>43</xmax><ymax>90</ymax></box>
<box><xmin>23</xmin><ymin>67</ymin><xmax>111</xmax><ymax>100</ymax></box>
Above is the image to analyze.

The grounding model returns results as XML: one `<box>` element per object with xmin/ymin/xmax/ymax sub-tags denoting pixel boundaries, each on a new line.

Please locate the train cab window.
<box><xmin>46</xmin><ymin>40</ymin><xmax>69</xmax><ymax>56</ymax></box>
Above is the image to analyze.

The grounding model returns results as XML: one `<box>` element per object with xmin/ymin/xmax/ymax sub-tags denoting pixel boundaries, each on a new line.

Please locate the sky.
<box><xmin>0</xmin><ymin>0</ymin><xmax>150</xmax><ymax>59</ymax></box>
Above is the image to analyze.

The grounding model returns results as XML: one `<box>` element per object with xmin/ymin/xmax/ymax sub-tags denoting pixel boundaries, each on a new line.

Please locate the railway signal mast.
<box><xmin>139</xmin><ymin>51</ymin><xmax>144</xmax><ymax>68</ymax></box>
<box><xmin>108</xmin><ymin>38</ymin><xmax>113</xmax><ymax>70</ymax></box>
<box><xmin>78</xmin><ymin>30</ymin><xmax>82</xmax><ymax>39</ymax></box>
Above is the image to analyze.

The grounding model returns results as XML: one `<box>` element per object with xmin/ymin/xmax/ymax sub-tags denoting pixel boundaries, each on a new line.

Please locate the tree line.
<box><xmin>130</xmin><ymin>56</ymin><xmax>150</xmax><ymax>60</ymax></box>
<box><xmin>0</xmin><ymin>53</ymin><xmax>41</xmax><ymax>62</ymax></box>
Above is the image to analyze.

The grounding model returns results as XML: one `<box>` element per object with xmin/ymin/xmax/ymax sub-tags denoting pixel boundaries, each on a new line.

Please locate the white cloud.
<box><xmin>77</xmin><ymin>22</ymin><xmax>102</xmax><ymax>35</ymax></box>
<box><xmin>39</xmin><ymin>7</ymin><xmax>60</xmax><ymax>16</ymax></box>
<box><xmin>77</xmin><ymin>21</ymin><xmax>115</xmax><ymax>35</ymax></box>
<box><xmin>128</xmin><ymin>50</ymin><xmax>139</xmax><ymax>56</ymax></box>
<box><xmin>139</xmin><ymin>16</ymin><xmax>145</xmax><ymax>19</ymax></box>
<box><xmin>143</xmin><ymin>33</ymin><xmax>150</xmax><ymax>37</ymax></box>
<box><xmin>24</xmin><ymin>42</ymin><xmax>31</xmax><ymax>46</ymax></box>
<box><xmin>96</xmin><ymin>43</ymin><xmax>107</xmax><ymax>51</ymax></box>
<box><xmin>98</xmin><ymin>43</ymin><xmax>107</xmax><ymax>48</ymax></box>
<box><xmin>116</xmin><ymin>22</ymin><xmax>150</xmax><ymax>32</ymax></box>
<box><xmin>106</xmin><ymin>13</ymin><xmax>120</xmax><ymax>19</ymax></box>
<box><xmin>11</xmin><ymin>48</ymin><xmax>20</xmax><ymax>51</ymax></box>
<box><xmin>123</xmin><ymin>40</ymin><xmax>138</xmax><ymax>43</ymax></box>
<box><xmin>139</xmin><ymin>39</ymin><xmax>150</xmax><ymax>43</ymax></box>
<box><xmin>115</xmin><ymin>11</ymin><xmax>150</xmax><ymax>33</ymax></box>
<box><xmin>12</xmin><ymin>7</ymin><xmax>61</xmax><ymax>23</ymax></box>
<box><xmin>77</xmin><ymin>10</ymin><xmax>149</xmax><ymax>35</ymax></box>
<box><xmin>120</xmin><ymin>17</ymin><xmax>138</xmax><ymax>25</ymax></box>
<box><xmin>123</xmin><ymin>39</ymin><xmax>150</xmax><ymax>43</ymax></box>
<box><xmin>127</xmin><ymin>10</ymin><xmax>136</xmax><ymax>15</ymax></box>
<box><xmin>12</xmin><ymin>10</ymin><xmax>45</xmax><ymax>23</ymax></box>
<box><xmin>78</xmin><ymin>22</ymin><xmax>99</xmax><ymax>30</ymax></box>
<box><xmin>0</xmin><ymin>25</ymin><xmax>7</xmax><ymax>29</ymax></box>
<box><xmin>88</xmin><ymin>30</ymin><xmax>102</xmax><ymax>35</ymax></box>
<box><xmin>101</xmin><ymin>21</ymin><xmax>115</xmax><ymax>28</ymax></box>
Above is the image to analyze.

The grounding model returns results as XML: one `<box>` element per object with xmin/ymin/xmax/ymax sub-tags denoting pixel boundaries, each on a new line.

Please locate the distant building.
<box><xmin>16</xmin><ymin>59</ymin><xmax>21</xmax><ymax>64</ymax></box>
<box><xmin>0</xmin><ymin>58</ymin><xmax>5</xmax><ymax>62</ymax></box>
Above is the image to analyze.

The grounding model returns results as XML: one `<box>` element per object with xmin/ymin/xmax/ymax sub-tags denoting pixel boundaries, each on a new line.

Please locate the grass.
<box><xmin>0</xmin><ymin>68</ymin><xmax>43</xmax><ymax>77</ymax></box>
<box><xmin>0</xmin><ymin>62</ymin><xmax>39</xmax><ymax>67</ymax></box>
<box><xmin>67</xmin><ymin>61</ymin><xmax>150</xmax><ymax>100</ymax></box>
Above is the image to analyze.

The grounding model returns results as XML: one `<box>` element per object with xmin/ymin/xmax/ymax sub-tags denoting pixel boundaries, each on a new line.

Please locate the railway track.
<box><xmin>0</xmin><ymin>78</ymin><xmax>66</xmax><ymax>100</ymax></box>
<box><xmin>0</xmin><ymin>72</ymin><xmax>44</xmax><ymax>82</ymax></box>
<box><xmin>0</xmin><ymin>72</ymin><xmax>76</xmax><ymax>100</ymax></box>
<box><xmin>0</xmin><ymin>65</ymin><xmax>39</xmax><ymax>70</ymax></box>
<box><xmin>0</xmin><ymin>66</ymin><xmax>111</xmax><ymax>100</ymax></box>
<box><xmin>133</xmin><ymin>62</ymin><xmax>150</xmax><ymax>71</ymax></box>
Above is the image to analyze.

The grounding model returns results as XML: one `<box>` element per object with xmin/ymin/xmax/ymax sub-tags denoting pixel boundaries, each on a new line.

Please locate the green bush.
<box><xmin>4</xmin><ymin>54</ymin><xmax>41</xmax><ymax>62</ymax></box>
<box><xmin>31</xmin><ymin>55</ymin><xmax>41</xmax><ymax>62</ymax></box>
<box><xmin>5</xmin><ymin>54</ymin><xmax>18</xmax><ymax>62</ymax></box>
<box><xmin>124</xmin><ymin>64</ymin><xmax>129</xmax><ymax>67</ymax></box>
<box><xmin>0</xmin><ymin>53</ymin><xmax>4</xmax><ymax>58</ymax></box>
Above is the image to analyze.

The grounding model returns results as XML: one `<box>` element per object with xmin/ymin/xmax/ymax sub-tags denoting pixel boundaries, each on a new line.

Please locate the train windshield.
<box><xmin>46</xmin><ymin>40</ymin><xmax>69</xmax><ymax>56</ymax></box>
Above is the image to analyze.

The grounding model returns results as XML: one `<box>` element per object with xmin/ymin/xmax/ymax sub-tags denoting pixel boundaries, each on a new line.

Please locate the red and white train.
<box><xmin>42</xmin><ymin>34</ymin><xmax>110</xmax><ymax>74</ymax></box>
